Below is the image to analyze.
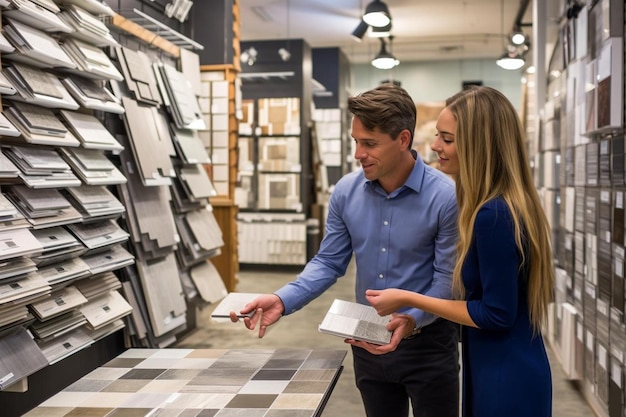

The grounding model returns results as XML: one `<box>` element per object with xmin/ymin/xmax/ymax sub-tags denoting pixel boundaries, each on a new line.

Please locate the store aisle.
<box><xmin>176</xmin><ymin>260</ymin><xmax>596</xmax><ymax>416</ymax></box>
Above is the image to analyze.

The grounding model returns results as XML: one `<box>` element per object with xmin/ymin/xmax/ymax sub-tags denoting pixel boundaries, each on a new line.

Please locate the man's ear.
<box><xmin>399</xmin><ymin>129</ymin><xmax>412</xmax><ymax>150</ymax></box>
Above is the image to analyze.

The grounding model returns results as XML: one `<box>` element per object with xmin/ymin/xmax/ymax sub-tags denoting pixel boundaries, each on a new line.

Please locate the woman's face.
<box><xmin>432</xmin><ymin>108</ymin><xmax>459</xmax><ymax>176</ymax></box>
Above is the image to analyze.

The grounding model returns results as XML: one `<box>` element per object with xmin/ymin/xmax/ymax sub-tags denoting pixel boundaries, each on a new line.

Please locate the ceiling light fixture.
<box><xmin>351</xmin><ymin>19</ymin><xmax>369</xmax><ymax>42</ymax></box>
<box><xmin>363</xmin><ymin>0</ymin><xmax>391</xmax><ymax>28</ymax></box>
<box><xmin>369</xmin><ymin>21</ymin><xmax>391</xmax><ymax>38</ymax></box>
<box><xmin>371</xmin><ymin>38</ymin><xmax>398</xmax><ymax>70</ymax></box>
<box><xmin>496</xmin><ymin>50</ymin><xmax>525</xmax><ymax>70</ymax></box>
<box><xmin>495</xmin><ymin>0</ymin><xmax>527</xmax><ymax>71</ymax></box>
<box><xmin>240</xmin><ymin>47</ymin><xmax>258</xmax><ymax>66</ymax></box>
<box><xmin>278</xmin><ymin>0</ymin><xmax>291</xmax><ymax>61</ymax></box>
<box><xmin>510</xmin><ymin>29</ymin><xmax>526</xmax><ymax>45</ymax></box>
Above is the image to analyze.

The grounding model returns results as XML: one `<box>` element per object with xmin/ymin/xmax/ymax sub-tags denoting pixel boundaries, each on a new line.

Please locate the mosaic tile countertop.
<box><xmin>25</xmin><ymin>348</ymin><xmax>347</xmax><ymax>417</ymax></box>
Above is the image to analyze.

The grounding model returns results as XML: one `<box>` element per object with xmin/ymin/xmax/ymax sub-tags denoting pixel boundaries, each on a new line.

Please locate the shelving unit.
<box><xmin>0</xmin><ymin>2</ymin><xmax>241</xmax><ymax>415</ymax></box>
<box><xmin>234</xmin><ymin>38</ymin><xmax>315</xmax><ymax>266</ymax></box>
<box><xmin>199</xmin><ymin>63</ymin><xmax>241</xmax><ymax>291</ymax></box>
<box><xmin>535</xmin><ymin>2</ymin><xmax>626</xmax><ymax>416</ymax></box>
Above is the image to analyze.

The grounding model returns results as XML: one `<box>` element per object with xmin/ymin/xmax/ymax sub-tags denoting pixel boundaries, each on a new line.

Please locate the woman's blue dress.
<box><xmin>462</xmin><ymin>198</ymin><xmax>552</xmax><ymax>417</ymax></box>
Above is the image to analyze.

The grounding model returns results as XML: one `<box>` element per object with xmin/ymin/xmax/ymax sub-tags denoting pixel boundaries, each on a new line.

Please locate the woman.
<box><xmin>366</xmin><ymin>86</ymin><xmax>554</xmax><ymax>417</ymax></box>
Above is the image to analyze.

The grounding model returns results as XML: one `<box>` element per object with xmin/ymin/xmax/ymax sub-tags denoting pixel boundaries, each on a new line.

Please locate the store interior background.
<box><xmin>0</xmin><ymin>0</ymin><xmax>621</xmax><ymax>416</ymax></box>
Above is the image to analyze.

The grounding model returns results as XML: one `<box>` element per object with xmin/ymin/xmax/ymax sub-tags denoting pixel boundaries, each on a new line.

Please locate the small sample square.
<box><xmin>262</xmin><ymin>359</ymin><xmax>304</xmax><ymax>370</ymax></box>
<box><xmin>251</xmin><ymin>369</ymin><xmax>297</xmax><ymax>381</ymax></box>
<box><xmin>119</xmin><ymin>368</ymin><xmax>166</xmax><ymax>380</ymax></box>
<box><xmin>225</xmin><ymin>394</ymin><xmax>277</xmax><ymax>409</ymax></box>
<box><xmin>101</xmin><ymin>379</ymin><xmax>151</xmax><ymax>393</ymax></box>
<box><xmin>238</xmin><ymin>380</ymin><xmax>289</xmax><ymax>394</ymax></box>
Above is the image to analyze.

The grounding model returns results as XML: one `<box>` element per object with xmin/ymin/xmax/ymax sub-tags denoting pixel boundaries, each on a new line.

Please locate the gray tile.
<box><xmin>269</xmin><ymin>350</ymin><xmax>311</xmax><ymax>360</ymax></box>
<box><xmin>105</xmin><ymin>409</ymin><xmax>154</xmax><ymax>417</ymax></box>
<box><xmin>119</xmin><ymin>368</ymin><xmax>166</xmax><ymax>380</ymax></box>
<box><xmin>64</xmin><ymin>408</ymin><xmax>113</xmax><ymax>417</ymax></box>
<box><xmin>101</xmin><ymin>379</ymin><xmax>150</xmax><ymax>392</ymax></box>
<box><xmin>157</xmin><ymin>368</ymin><xmax>203</xmax><ymax>380</ymax></box>
<box><xmin>251</xmin><ymin>369</ymin><xmax>296</xmax><ymax>381</ymax></box>
<box><xmin>225</xmin><ymin>394</ymin><xmax>277</xmax><ymax>408</ymax></box>
<box><xmin>214</xmin><ymin>410</ymin><xmax>266</xmax><ymax>417</ymax></box>
<box><xmin>103</xmin><ymin>358</ymin><xmax>144</xmax><ymax>368</ymax></box>
<box><xmin>262</xmin><ymin>359</ymin><xmax>304</xmax><ymax>369</ymax></box>
<box><xmin>190</xmin><ymin>368</ymin><xmax>256</xmax><ymax>386</ymax></box>
<box><xmin>64</xmin><ymin>379</ymin><xmax>112</xmax><ymax>392</ymax></box>
<box><xmin>264</xmin><ymin>410</ymin><xmax>314</xmax><ymax>417</ymax></box>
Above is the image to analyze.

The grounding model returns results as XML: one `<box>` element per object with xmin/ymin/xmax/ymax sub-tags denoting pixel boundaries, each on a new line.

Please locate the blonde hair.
<box><xmin>446</xmin><ymin>86</ymin><xmax>554</xmax><ymax>333</ymax></box>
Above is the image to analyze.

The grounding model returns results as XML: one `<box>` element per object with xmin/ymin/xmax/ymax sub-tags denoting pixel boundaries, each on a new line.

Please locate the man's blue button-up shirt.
<box><xmin>275</xmin><ymin>154</ymin><xmax>458</xmax><ymax>328</ymax></box>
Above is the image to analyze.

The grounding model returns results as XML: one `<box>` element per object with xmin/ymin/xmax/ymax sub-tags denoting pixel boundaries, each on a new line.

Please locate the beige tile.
<box><xmin>151</xmin><ymin>349</ymin><xmax>194</xmax><ymax>359</ymax></box>
<box><xmin>238</xmin><ymin>380</ymin><xmax>289</xmax><ymax>394</ymax></box>
<box><xmin>138</xmin><ymin>379</ymin><xmax>188</xmax><ymax>393</ymax></box>
<box><xmin>118</xmin><ymin>392</ymin><xmax>173</xmax><ymax>408</ymax></box>
<box><xmin>170</xmin><ymin>358</ymin><xmax>216</xmax><ymax>369</ymax></box>
<box><xmin>83</xmin><ymin>367</ymin><xmax>130</xmax><ymax>381</ymax></box>
<box><xmin>291</xmin><ymin>369</ymin><xmax>336</xmax><ymax>381</ymax></box>
<box><xmin>65</xmin><ymin>408</ymin><xmax>114</xmax><ymax>417</ymax></box>
<box><xmin>101</xmin><ymin>379</ymin><xmax>150</xmax><ymax>393</ymax></box>
<box><xmin>117</xmin><ymin>349</ymin><xmax>157</xmax><ymax>359</ymax></box>
<box><xmin>105</xmin><ymin>408</ymin><xmax>154</xmax><ymax>417</ymax></box>
<box><xmin>185</xmin><ymin>349</ymin><xmax>227</xmax><ymax>359</ymax></box>
<box><xmin>271</xmin><ymin>393</ymin><xmax>324</xmax><ymax>409</ymax></box>
<box><xmin>157</xmin><ymin>368</ymin><xmax>203</xmax><ymax>380</ymax></box>
<box><xmin>40</xmin><ymin>392</ymin><xmax>97</xmax><ymax>408</ymax></box>
<box><xmin>163</xmin><ymin>393</ymin><xmax>234</xmax><ymax>409</ymax></box>
<box><xmin>179</xmin><ymin>384</ymin><xmax>240</xmax><ymax>394</ymax></box>
<box><xmin>23</xmin><ymin>407</ymin><xmax>73</xmax><ymax>417</ymax></box>
<box><xmin>283</xmin><ymin>380</ymin><xmax>329</xmax><ymax>394</ymax></box>
<box><xmin>83</xmin><ymin>392</ymin><xmax>135</xmax><ymax>408</ymax></box>
<box><xmin>134</xmin><ymin>358</ymin><xmax>180</xmax><ymax>369</ymax></box>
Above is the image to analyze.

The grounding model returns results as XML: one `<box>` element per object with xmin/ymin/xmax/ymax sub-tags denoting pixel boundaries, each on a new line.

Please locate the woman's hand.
<box><xmin>365</xmin><ymin>288</ymin><xmax>411</xmax><ymax>316</ymax></box>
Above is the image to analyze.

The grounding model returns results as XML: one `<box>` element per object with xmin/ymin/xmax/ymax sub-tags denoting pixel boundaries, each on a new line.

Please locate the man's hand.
<box><xmin>345</xmin><ymin>313</ymin><xmax>416</xmax><ymax>354</ymax></box>
<box><xmin>229</xmin><ymin>294</ymin><xmax>285</xmax><ymax>338</ymax></box>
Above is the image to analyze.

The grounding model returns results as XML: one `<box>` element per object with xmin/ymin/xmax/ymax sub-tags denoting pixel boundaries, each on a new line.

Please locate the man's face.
<box><xmin>351</xmin><ymin>117</ymin><xmax>406</xmax><ymax>184</ymax></box>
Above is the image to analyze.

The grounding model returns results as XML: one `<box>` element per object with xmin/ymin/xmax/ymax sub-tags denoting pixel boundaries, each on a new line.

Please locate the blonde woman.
<box><xmin>366</xmin><ymin>86</ymin><xmax>554</xmax><ymax>417</ymax></box>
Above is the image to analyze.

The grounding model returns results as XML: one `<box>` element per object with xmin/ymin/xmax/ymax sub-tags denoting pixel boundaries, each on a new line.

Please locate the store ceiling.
<box><xmin>239</xmin><ymin>0</ymin><xmax>554</xmax><ymax>65</ymax></box>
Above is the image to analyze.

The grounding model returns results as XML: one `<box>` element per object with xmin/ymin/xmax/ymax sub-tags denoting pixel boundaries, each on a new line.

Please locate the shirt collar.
<box><xmin>364</xmin><ymin>150</ymin><xmax>425</xmax><ymax>194</ymax></box>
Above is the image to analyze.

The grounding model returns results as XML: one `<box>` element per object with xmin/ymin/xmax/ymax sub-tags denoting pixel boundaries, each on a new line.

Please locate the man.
<box><xmin>231</xmin><ymin>83</ymin><xmax>459</xmax><ymax>417</ymax></box>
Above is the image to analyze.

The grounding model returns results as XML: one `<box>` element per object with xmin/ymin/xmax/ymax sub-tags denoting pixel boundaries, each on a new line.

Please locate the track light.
<box><xmin>371</xmin><ymin>39</ymin><xmax>398</xmax><ymax>70</ymax></box>
<box><xmin>278</xmin><ymin>47</ymin><xmax>291</xmax><ymax>61</ymax></box>
<box><xmin>510</xmin><ymin>29</ymin><xmax>526</xmax><ymax>45</ymax></box>
<box><xmin>363</xmin><ymin>0</ymin><xmax>391</xmax><ymax>28</ymax></box>
<box><xmin>351</xmin><ymin>19</ymin><xmax>369</xmax><ymax>41</ymax></box>
<box><xmin>369</xmin><ymin>22</ymin><xmax>391</xmax><ymax>38</ymax></box>
<box><xmin>240</xmin><ymin>47</ymin><xmax>258</xmax><ymax>66</ymax></box>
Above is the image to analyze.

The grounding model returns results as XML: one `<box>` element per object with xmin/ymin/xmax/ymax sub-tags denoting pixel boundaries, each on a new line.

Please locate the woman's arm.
<box><xmin>366</xmin><ymin>288</ymin><xmax>478</xmax><ymax>328</ymax></box>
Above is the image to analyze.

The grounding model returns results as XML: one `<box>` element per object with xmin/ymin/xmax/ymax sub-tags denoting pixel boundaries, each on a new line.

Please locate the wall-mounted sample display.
<box><xmin>115</xmin><ymin>46</ymin><xmax>162</xmax><ymax>106</ymax></box>
<box><xmin>4</xmin><ymin>102</ymin><xmax>80</xmax><ymax>147</ymax></box>
<box><xmin>61</xmin><ymin>75</ymin><xmax>124</xmax><ymax>114</ymax></box>
<box><xmin>3</xmin><ymin>0</ymin><xmax>72</xmax><ymax>34</ymax></box>
<box><xmin>3</xmin><ymin>62</ymin><xmax>79</xmax><ymax>109</ymax></box>
<box><xmin>0</xmin><ymin>327</ymin><xmax>49</xmax><ymax>390</ymax></box>
<box><xmin>60</xmin><ymin>38</ymin><xmax>123</xmax><ymax>80</ymax></box>
<box><xmin>59</xmin><ymin>110</ymin><xmax>124</xmax><ymax>152</ymax></box>
<box><xmin>58</xmin><ymin>4</ymin><xmax>118</xmax><ymax>46</ymax></box>
<box><xmin>154</xmin><ymin>62</ymin><xmax>205</xmax><ymax>130</ymax></box>
<box><xmin>3</xmin><ymin>145</ymin><xmax>81</xmax><ymax>188</ymax></box>
<box><xmin>3</xmin><ymin>18</ymin><xmax>76</xmax><ymax>69</ymax></box>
